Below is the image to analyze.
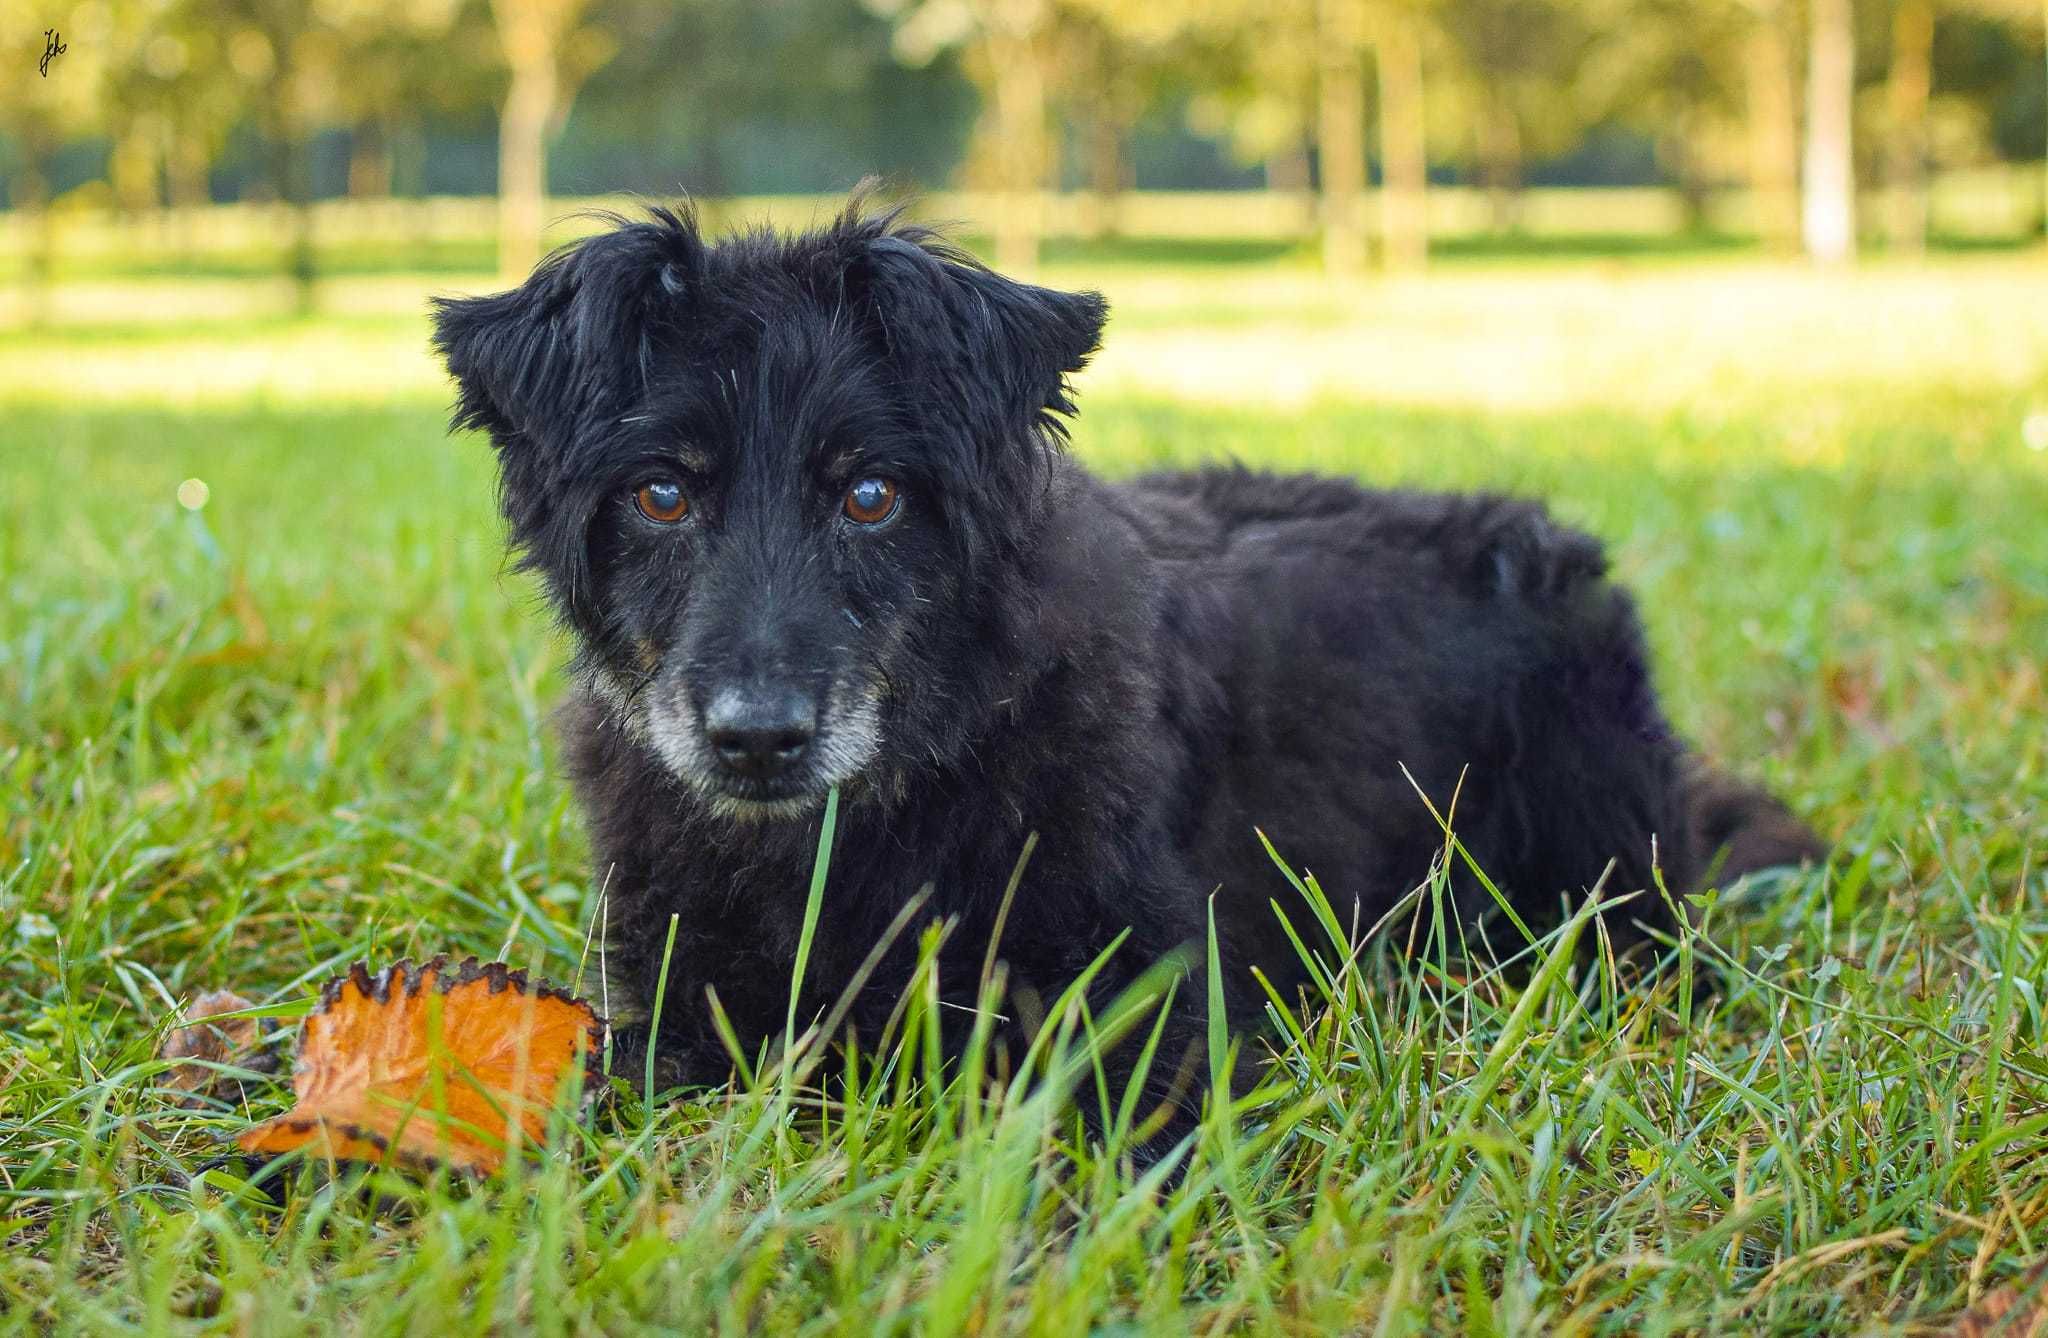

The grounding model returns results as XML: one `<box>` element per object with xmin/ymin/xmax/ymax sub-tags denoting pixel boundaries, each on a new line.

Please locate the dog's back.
<box><xmin>1113</xmin><ymin>467</ymin><xmax>1819</xmax><ymax>990</ymax></box>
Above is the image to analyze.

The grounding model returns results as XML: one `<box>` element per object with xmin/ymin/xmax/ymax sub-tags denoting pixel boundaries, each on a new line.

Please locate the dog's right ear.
<box><xmin>849</xmin><ymin>223</ymin><xmax>1106</xmax><ymax>461</ymax></box>
<box><xmin>430</xmin><ymin>210</ymin><xmax>702</xmax><ymax>455</ymax></box>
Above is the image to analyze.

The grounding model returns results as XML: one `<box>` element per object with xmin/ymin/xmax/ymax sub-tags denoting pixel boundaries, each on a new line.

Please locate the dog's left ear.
<box><xmin>853</xmin><ymin>229</ymin><xmax>1106</xmax><ymax>456</ymax></box>
<box><xmin>430</xmin><ymin>213</ymin><xmax>699</xmax><ymax>457</ymax></box>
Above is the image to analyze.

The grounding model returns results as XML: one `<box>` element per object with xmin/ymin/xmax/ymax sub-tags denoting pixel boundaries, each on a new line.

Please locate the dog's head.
<box><xmin>430</xmin><ymin>201</ymin><xmax>1106</xmax><ymax>819</ymax></box>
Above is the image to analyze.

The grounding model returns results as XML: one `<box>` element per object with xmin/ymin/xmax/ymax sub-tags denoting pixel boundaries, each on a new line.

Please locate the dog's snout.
<box><xmin>704</xmin><ymin>687</ymin><xmax>816</xmax><ymax>781</ymax></box>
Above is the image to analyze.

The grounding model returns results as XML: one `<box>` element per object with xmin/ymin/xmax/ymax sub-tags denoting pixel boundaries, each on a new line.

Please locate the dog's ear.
<box><xmin>852</xmin><ymin>228</ymin><xmax>1106</xmax><ymax>456</ymax></box>
<box><xmin>430</xmin><ymin>210</ymin><xmax>701</xmax><ymax>455</ymax></box>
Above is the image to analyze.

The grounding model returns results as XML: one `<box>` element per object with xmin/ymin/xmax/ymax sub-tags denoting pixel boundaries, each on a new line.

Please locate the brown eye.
<box><xmin>843</xmin><ymin>477</ymin><xmax>898</xmax><ymax>525</ymax></box>
<box><xmin>635</xmin><ymin>480</ymin><xmax>688</xmax><ymax>523</ymax></box>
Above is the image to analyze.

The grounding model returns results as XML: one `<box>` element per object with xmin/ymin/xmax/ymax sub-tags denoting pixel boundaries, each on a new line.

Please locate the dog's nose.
<box><xmin>704</xmin><ymin>688</ymin><xmax>815</xmax><ymax>780</ymax></box>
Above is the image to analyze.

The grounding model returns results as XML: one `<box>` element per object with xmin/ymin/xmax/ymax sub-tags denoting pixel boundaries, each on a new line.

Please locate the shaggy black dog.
<box><xmin>431</xmin><ymin>200</ymin><xmax>1820</xmax><ymax>1132</ymax></box>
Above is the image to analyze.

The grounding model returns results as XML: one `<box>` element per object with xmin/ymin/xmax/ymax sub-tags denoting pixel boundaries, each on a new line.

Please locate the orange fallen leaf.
<box><xmin>236</xmin><ymin>957</ymin><xmax>601</xmax><ymax>1175</ymax></box>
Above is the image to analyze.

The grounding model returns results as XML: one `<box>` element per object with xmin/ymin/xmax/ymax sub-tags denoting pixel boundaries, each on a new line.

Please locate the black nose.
<box><xmin>704</xmin><ymin>688</ymin><xmax>815</xmax><ymax>781</ymax></box>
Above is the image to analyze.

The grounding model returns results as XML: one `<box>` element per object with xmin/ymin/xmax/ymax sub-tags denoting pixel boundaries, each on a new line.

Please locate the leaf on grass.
<box><xmin>1947</xmin><ymin>1255</ymin><xmax>2048</xmax><ymax>1338</ymax></box>
<box><xmin>236</xmin><ymin>957</ymin><xmax>601</xmax><ymax>1175</ymax></box>
<box><xmin>160</xmin><ymin>990</ymin><xmax>265</xmax><ymax>1101</ymax></box>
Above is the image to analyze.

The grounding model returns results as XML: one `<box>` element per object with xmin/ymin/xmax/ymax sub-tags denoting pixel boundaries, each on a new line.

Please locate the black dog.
<box><xmin>431</xmin><ymin>200</ymin><xmax>1819</xmax><ymax>1129</ymax></box>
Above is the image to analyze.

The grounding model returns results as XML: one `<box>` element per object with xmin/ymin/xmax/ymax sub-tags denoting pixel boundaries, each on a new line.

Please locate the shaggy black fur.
<box><xmin>431</xmin><ymin>199</ymin><xmax>1822</xmax><ymax>1136</ymax></box>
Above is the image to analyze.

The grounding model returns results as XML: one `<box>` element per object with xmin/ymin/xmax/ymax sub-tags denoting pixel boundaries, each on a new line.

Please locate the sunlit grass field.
<box><xmin>3</xmin><ymin>246</ymin><xmax>2048</xmax><ymax>1332</ymax></box>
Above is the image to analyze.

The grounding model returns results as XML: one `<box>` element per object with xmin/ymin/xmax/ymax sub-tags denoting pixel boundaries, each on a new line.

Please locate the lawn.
<box><xmin>3</xmin><ymin>248</ymin><xmax>2047</xmax><ymax>1333</ymax></box>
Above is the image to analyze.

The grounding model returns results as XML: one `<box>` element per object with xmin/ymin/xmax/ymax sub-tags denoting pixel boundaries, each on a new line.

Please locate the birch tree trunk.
<box><xmin>1885</xmin><ymin>0</ymin><xmax>1934</xmax><ymax>254</ymax></box>
<box><xmin>1375</xmin><ymin>4</ymin><xmax>1428</xmax><ymax>272</ymax></box>
<box><xmin>1803</xmin><ymin>0</ymin><xmax>1857</xmax><ymax>263</ymax></box>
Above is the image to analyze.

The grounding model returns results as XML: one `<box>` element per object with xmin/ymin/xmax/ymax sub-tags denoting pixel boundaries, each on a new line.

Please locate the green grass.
<box><xmin>2</xmin><ymin>261</ymin><xmax>2047</xmax><ymax>1333</ymax></box>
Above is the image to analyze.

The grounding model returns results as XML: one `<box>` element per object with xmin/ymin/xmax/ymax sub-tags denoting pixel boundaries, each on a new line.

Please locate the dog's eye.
<box><xmin>843</xmin><ymin>478</ymin><xmax>899</xmax><ymax>526</ymax></box>
<box><xmin>635</xmin><ymin>481</ymin><xmax>689</xmax><ymax>524</ymax></box>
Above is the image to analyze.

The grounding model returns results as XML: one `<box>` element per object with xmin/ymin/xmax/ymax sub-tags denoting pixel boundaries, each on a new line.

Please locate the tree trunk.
<box><xmin>984</xmin><ymin>15</ymin><xmax>1047</xmax><ymax>275</ymax></box>
<box><xmin>1082</xmin><ymin>101</ymin><xmax>1126</xmax><ymax>242</ymax></box>
<box><xmin>1745</xmin><ymin>2</ymin><xmax>1801</xmax><ymax>253</ymax></box>
<box><xmin>110</xmin><ymin>120</ymin><xmax>161</xmax><ymax>215</ymax></box>
<box><xmin>1265</xmin><ymin>139</ymin><xmax>1316</xmax><ymax>238</ymax></box>
<box><xmin>165</xmin><ymin>121</ymin><xmax>211</xmax><ymax>209</ymax></box>
<box><xmin>1317</xmin><ymin>0</ymin><xmax>1368</xmax><ymax>274</ymax></box>
<box><xmin>282</xmin><ymin>133</ymin><xmax>318</xmax><ymax>316</ymax></box>
<box><xmin>392</xmin><ymin>118</ymin><xmax>426</xmax><ymax>199</ymax></box>
<box><xmin>1479</xmin><ymin>93</ymin><xmax>1524</xmax><ymax>233</ymax></box>
<box><xmin>1374</xmin><ymin>4</ymin><xmax>1428</xmax><ymax>271</ymax></box>
<box><xmin>349</xmin><ymin>119</ymin><xmax>393</xmax><ymax>198</ymax></box>
<box><xmin>16</xmin><ymin>131</ymin><xmax>54</xmax><ymax>328</ymax></box>
<box><xmin>1803</xmin><ymin>0</ymin><xmax>1857</xmax><ymax>263</ymax></box>
<box><xmin>498</xmin><ymin>52</ymin><xmax>557</xmax><ymax>280</ymax></box>
<box><xmin>266</xmin><ymin>88</ymin><xmax>318</xmax><ymax>316</ymax></box>
<box><xmin>1885</xmin><ymin>0</ymin><xmax>1933</xmax><ymax>254</ymax></box>
<box><xmin>1667</xmin><ymin>127</ymin><xmax>1713</xmax><ymax>233</ymax></box>
<box><xmin>164</xmin><ymin>117</ymin><xmax>209</xmax><ymax>263</ymax></box>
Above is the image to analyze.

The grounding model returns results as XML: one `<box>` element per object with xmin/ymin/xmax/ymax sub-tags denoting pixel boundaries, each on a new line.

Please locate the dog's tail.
<box><xmin>1683</xmin><ymin>766</ymin><xmax>1826</xmax><ymax>890</ymax></box>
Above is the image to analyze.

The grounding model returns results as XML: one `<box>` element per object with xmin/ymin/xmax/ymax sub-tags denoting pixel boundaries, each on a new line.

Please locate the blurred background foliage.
<box><xmin>0</xmin><ymin>0</ymin><xmax>2039</xmax><ymax>284</ymax></box>
<box><xmin>0</xmin><ymin>0</ymin><xmax>2044</xmax><ymax>308</ymax></box>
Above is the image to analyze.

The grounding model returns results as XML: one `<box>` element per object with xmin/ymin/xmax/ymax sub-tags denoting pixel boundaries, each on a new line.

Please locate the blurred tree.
<box><xmin>869</xmin><ymin>0</ymin><xmax>1115</xmax><ymax>272</ymax></box>
<box><xmin>1178</xmin><ymin>0</ymin><xmax>1433</xmax><ymax>269</ymax></box>
<box><xmin>104</xmin><ymin>2</ymin><xmax>251</xmax><ymax>214</ymax></box>
<box><xmin>1947</xmin><ymin>0</ymin><xmax>2048</xmax><ymax>236</ymax></box>
<box><xmin>571</xmin><ymin>0</ymin><xmax>970</xmax><ymax>196</ymax></box>
<box><xmin>973</xmin><ymin>0</ymin><xmax>1054</xmax><ymax>271</ymax></box>
<box><xmin>1564</xmin><ymin>0</ymin><xmax>1810</xmax><ymax>247</ymax></box>
<box><xmin>1805</xmin><ymin>0</ymin><xmax>1858</xmax><ymax>261</ymax></box>
<box><xmin>1181</xmin><ymin>0</ymin><xmax>1319</xmax><ymax>229</ymax></box>
<box><xmin>1434</xmin><ymin>0</ymin><xmax>1597</xmax><ymax>231</ymax></box>
<box><xmin>487</xmin><ymin>0</ymin><xmax>615</xmax><ymax>278</ymax></box>
<box><xmin>1576</xmin><ymin>0</ymin><xmax>1750</xmax><ymax>231</ymax></box>
<box><xmin>1886</xmin><ymin>0</ymin><xmax>1936</xmax><ymax>251</ymax></box>
<box><xmin>100</xmin><ymin>1</ymin><xmax>169</xmax><ymax>213</ymax></box>
<box><xmin>1743</xmin><ymin>0</ymin><xmax>1803</xmax><ymax>251</ymax></box>
<box><xmin>324</xmin><ymin>0</ymin><xmax>491</xmax><ymax>201</ymax></box>
<box><xmin>1</xmin><ymin>1</ymin><xmax>112</xmax><ymax>321</ymax></box>
<box><xmin>1057</xmin><ymin>1</ymin><xmax>1191</xmax><ymax>237</ymax></box>
<box><xmin>2029</xmin><ymin>0</ymin><xmax>2044</xmax><ymax>237</ymax></box>
<box><xmin>1069</xmin><ymin>20</ymin><xmax>1139</xmax><ymax>235</ymax></box>
<box><xmin>1375</xmin><ymin>1</ymin><xmax>1431</xmax><ymax>271</ymax></box>
<box><xmin>1319</xmin><ymin>0</ymin><xmax>1369</xmax><ymax>271</ymax></box>
<box><xmin>211</xmin><ymin>0</ymin><xmax>352</xmax><ymax>310</ymax></box>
